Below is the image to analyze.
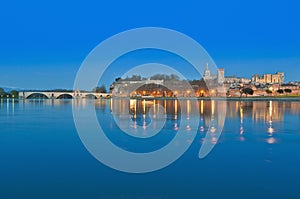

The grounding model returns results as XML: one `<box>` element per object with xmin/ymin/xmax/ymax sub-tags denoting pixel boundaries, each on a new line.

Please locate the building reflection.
<box><xmin>108</xmin><ymin>99</ymin><xmax>299</xmax><ymax>134</ymax></box>
<box><xmin>239</xmin><ymin>102</ymin><xmax>244</xmax><ymax>135</ymax></box>
<box><xmin>199</xmin><ymin>100</ymin><xmax>205</xmax><ymax>132</ymax></box>
<box><xmin>252</xmin><ymin>101</ymin><xmax>285</xmax><ymax>123</ymax></box>
<box><xmin>6</xmin><ymin>98</ymin><xmax>299</xmax><ymax>139</ymax></box>
<box><xmin>5</xmin><ymin>98</ymin><xmax>299</xmax><ymax>123</ymax></box>
<box><xmin>227</xmin><ymin>100</ymin><xmax>292</xmax><ymax>122</ymax></box>
<box><xmin>110</xmin><ymin>98</ymin><xmax>229</xmax><ymax>143</ymax></box>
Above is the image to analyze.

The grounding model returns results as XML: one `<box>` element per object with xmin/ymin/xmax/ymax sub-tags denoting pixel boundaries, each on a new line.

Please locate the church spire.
<box><xmin>204</xmin><ymin>63</ymin><xmax>211</xmax><ymax>79</ymax></box>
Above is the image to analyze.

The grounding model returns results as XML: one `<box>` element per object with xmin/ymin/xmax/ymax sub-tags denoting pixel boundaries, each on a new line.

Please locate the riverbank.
<box><xmin>129</xmin><ymin>95</ymin><xmax>300</xmax><ymax>101</ymax></box>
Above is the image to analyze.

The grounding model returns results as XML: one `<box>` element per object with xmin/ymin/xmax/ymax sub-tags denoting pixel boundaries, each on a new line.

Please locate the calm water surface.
<box><xmin>1</xmin><ymin>98</ymin><xmax>300</xmax><ymax>199</ymax></box>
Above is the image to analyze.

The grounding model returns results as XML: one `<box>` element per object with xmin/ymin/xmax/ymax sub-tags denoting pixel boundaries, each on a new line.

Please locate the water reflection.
<box><xmin>3</xmin><ymin>99</ymin><xmax>300</xmax><ymax>119</ymax></box>
<box><xmin>2</xmin><ymin>98</ymin><xmax>300</xmax><ymax>144</ymax></box>
<box><xmin>2</xmin><ymin>98</ymin><xmax>300</xmax><ymax>198</ymax></box>
<box><xmin>3</xmin><ymin>98</ymin><xmax>300</xmax><ymax>122</ymax></box>
<box><xmin>106</xmin><ymin>99</ymin><xmax>300</xmax><ymax>145</ymax></box>
<box><xmin>0</xmin><ymin>98</ymin><xmax>299</xmax><ymax>167</ymax></box>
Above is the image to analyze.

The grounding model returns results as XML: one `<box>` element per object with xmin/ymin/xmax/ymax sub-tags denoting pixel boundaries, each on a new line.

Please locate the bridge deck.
<box><xmin>19</xmin><ymin>91</ymin><xmax>112</xmax><ymax>99</ymax></box>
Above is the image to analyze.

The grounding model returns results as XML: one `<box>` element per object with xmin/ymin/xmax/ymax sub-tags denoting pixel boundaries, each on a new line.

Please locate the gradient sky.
<box><xmin>0</xmin><ymin>0</ymin><xmax>299</xmax><ymax>90</ymax></box>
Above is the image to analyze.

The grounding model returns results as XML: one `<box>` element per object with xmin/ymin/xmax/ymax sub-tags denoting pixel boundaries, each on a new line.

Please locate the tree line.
<box><xmin>0</xmin><ymin>88</ymin><xmax>19</xmax><ymax>98</ymax></box>
<box><xmin>113</xmin><ymin>74</ymin><xmax>180</xmax><ymax>82</ymax></box>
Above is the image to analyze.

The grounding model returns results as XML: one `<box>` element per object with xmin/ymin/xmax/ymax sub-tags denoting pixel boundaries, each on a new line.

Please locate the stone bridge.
<box><xmin>19</xmin><ymin>91</ymin><xmax>111</xmax><ymax>99</ymax></box>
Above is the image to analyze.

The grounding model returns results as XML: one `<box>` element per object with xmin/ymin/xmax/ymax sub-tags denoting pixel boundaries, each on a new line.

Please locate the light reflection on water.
<box><xmin>1</xmin><ymin>98</ymin><xmax>300</xmax><ymax>198</ymax></box>
<box><xmin>2</xmin><ymin>98</ymin><xmax>300</xmax><ymax>145</ymax></box>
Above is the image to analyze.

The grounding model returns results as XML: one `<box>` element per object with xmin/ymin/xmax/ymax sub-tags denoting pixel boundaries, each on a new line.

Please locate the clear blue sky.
<box><xmin>0</xmin><ymin>0</ymin><xmax>299</xmax><ymax>89</ymax></box>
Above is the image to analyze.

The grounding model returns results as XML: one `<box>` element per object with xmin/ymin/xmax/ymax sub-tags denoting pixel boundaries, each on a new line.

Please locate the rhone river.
<box><xmin>1</xmin><ymin>98</ymin><xmax>300</xmax><ymax>199</ymax></box>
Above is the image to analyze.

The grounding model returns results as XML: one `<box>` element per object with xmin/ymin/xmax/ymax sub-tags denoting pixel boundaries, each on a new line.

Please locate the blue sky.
<box><xmin>0</xmin><ymin>0</ymin><xmax>299</xmax><ymax>89</ymax></box>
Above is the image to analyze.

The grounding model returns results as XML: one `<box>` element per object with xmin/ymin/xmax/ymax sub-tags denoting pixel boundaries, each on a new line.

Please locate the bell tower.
<box><xmin>203</xmin><ymin>63</ymin><xmax>211</xmax><ymax>79</ymax></box>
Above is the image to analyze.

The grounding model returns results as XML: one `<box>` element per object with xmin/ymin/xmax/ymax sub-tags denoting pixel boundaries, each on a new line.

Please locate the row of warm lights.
<box><xmin>0</xmin><ymin>95</ymin><xmax>15</xmax><ymax>98</ymax></box>
<box><xmin>133</xmin><ymin>90</ymin><xmax>207</xmax><ymax>96</ymax></box>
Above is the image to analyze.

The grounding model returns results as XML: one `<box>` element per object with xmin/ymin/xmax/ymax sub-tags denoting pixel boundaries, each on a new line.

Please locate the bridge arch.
<box><xmin>85</xmin><ymin>94</ymin><xmax>97</xmax><ymax>99</ymax></box>
<box><xmin>26</xmin><ymin>93</ymin><xmax>49</xmax><ymax>99</ymax></box>
<box><xmin>56</xmin><ymin>94</ymin><xmax>73</xmax><ymax>99</ymax></box>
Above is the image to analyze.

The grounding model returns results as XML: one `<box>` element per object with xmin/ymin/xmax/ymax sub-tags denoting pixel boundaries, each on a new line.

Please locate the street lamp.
<box><xmin>200</xmin><ymin>90</ymin><xmax>204</xmax><ymax>97</ymax></box>
<box><xmin>186</xmin><ymin>90</ymin><xmax>191</xmax><ymax>97</ymax></box>
<box><xmin>269</xmin><ymin>87</ymin><xmax>273</xmax><ymax>91</ymax></box>
<box><xmin>174</xmin><ymin>91</ymin><xmax>178</xmax><ymax>97</ymax></box>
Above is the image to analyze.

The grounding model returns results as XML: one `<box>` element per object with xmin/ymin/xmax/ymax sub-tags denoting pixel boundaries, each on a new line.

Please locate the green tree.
<box><xmin>284</xmin><ymin>88</ymin><xmax>292</xmax><ymax>93</ymax></box>
<box><xmin>240</xmin><ymin>88</ymin><xmax>254</xmax><ymax>97</ymax></box>
<box><xmin>266</xmin><ymin>89</ymin><xmax>273</xmax><ymax>95</ymax></box>
<box><xmin>170</xmin><ymin>74</ymin><xmax>180</xmax><ymax>81</ymax></box>
<box><xmin>0</xmin><ymin>87</ymin><xmax>7</xmax><ymax>98</ymax></box>
<box><xmin>11</xmin><ymin>90</ymin><xmax>19</xmax><ymax>98</ymax></box>
<box><xmin>123</xmin><ymin>75</ymin><xmax>142</xmax><ymax>81</ymax></box>
<box><xmin>149</xmin><ymin>74</ymin><xmax>180</xmax><ymax>81</ymax></box>
<box><xmin>93</xmin><ymin>85</ymin><xmax>107</xmax><ymax>93</ymax></box>
<box><xmin>150</xmin><ymin>74</ymin><xmax>164</xmax><ymax>80</ymax></box>
<box><xmin>277</xmin><ymin>89</ymin><xmax>284</xmax><ymax>94</ymax></box>
<box><xmin>115</xmin><ymin>77</ymin><xmax>122</xmax><ymax>82</ymax></box>
<box><xmin>0</xmin><ymin>87</ymin><xmax>5</xmax><ymax>95</ymax></box>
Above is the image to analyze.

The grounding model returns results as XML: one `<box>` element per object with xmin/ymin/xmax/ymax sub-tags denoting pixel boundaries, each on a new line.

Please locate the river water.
<box><xmin>0</xmin><ymin>98</ymin><xmax>300</xmax><ymax>199</ymax></box>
